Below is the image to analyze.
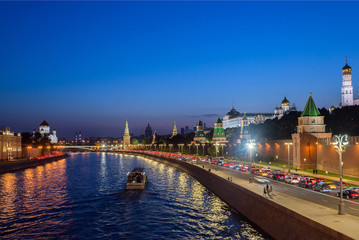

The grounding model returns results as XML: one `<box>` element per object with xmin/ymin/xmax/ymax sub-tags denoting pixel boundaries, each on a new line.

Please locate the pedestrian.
<box><xmin>231</xmin><ymin>177</ymin><xmax>233</xmax><ymax>182</ymax></box>
<box><xmin>202</xmin><ymin>165</ymin><xmax>204</xmax><ymax>168</ymax></box>
<box><xmin>208</xmin><ymin>168</ymin><xmax>211</xmax><ymax>172</ymax></box>
<box><xmin>270</xmin><ymin>185</ymin><xmax>273</xmax><ymax>193</ymax></box>
<box><xmin>313</xmin><ymin>169</ymin><xmax>315</xmax><ymax>174</ymax></box>
<box><xmin>228</xmin><ymin>177</ymin><xmax>230</xmax><ymax>181</ymax></box>
<box><xmin>326</xmin><ymin>171</ymin><xmax>328</xmax><ymax>176</ymax></box>
<box><xmin>316</xmin><ymin>169</ymin><xmax>318</xmax><ymax>175</ymax></box>
<box><xmin>266</xmin><ymin>184</ymin><xmax>269</xmax><ymax>193</ymax></box>
<box><xmin>263</xmin><ymin>187</ymin><xmax>267</xmax><ymax>197</ymax></box>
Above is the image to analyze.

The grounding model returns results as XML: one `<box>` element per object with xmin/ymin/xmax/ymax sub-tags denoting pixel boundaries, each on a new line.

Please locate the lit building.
<box><xmin>341</xmin><ymin>59</ymin><xmax>359</xmax><ymax>106</ymax></box>
<box><xmin>0</xmin><ymin>127</ymin><xmax>22</xmax><ymax>161</ymax></box>
<box><xmin>123</xmin><ymin>120</ymin><xmax>131</xmax><ymax>149</ymax></box>
<box><xmin>292</xmin><ymin>94</ymin><xmax>332</xmax><ymax>168</ymax></box>
<box><xmin>192</xmin><ymin>120</ymin><xmax>208</xmax><ymax>144</ymax></box>
<box><xmin>37</xmin><ymin>120</ymin><xmax>58</xmax><ymax>144</ymax></box>
<box><xmin>211</xmin><ymin>118</ymin><xmax>227</xmax><ymax>144</ymax></box>
<box><xmin>239</xmin><ymin>112</ymin><xmax>250</xmax><ymax>139</ymax></box>
<box><xmin>171</xmin><ymin>122</ymin><xmax>178</xmax><ymax>138</ymax></box>
<box><xmin>274</xmin><ymin>96</ymin><xmax>297</xmax><ymax>119</ymax></box>
<box><xmin>222</xmin><ymin>107</ymin><xmax>273</xmax><ymax>129</ymax></box>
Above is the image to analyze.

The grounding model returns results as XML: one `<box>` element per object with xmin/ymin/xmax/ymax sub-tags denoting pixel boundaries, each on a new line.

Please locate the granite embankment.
<box><xmin>0</xmin><ymin>154</ymin><xmax>69</xmax><ymax>174</ymax></box>
<box><xmin>124</xmin><ymin>151</ymin><xmax>354</xmax><ymax>240</ymax></box>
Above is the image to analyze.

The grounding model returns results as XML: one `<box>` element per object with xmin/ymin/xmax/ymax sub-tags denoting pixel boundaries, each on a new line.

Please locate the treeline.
<box><xmin>248</xmin><ymin>105</ymin><xmax>359</xmax><ymax>141</ymax></box>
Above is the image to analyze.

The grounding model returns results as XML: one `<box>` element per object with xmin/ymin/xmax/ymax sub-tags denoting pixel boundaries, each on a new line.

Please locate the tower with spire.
<box><xmin>171</xmin><ymin>122</ymin><xmax>178</xmax><ymax>138</ymax></box>
<box><xmin>211</xmin><ymin>118</ymin><xmax>227</xmax><ymax>144</ymax></box>
<box><xmin>123</xmin><ymin>120</ymin><xmax>131</xmax><ymax>149</ymax></box>
<box><xmin>341</xmin><ymin>58</ymin><xmax>354</xmax><ymax>106</ymax></box>
<box><xmin>192</xmin><ymin>120</ymin><xmax>207</xmax><ymax>144</ymax></box>
<box><xmin>291</xmin><ymin>93</ymin><xmax>332</xmax><ymax>169</ymax></box>
<box><xmin>240</xmin><ymin>113</ymin><xmax>250</xmax><ymax>139</ymax></box>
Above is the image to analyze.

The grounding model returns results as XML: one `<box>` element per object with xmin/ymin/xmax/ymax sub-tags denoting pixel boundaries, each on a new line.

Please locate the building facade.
<box><xmin>0</xmin><ymin>127</ymin><xmax>22</xmax><ymax>161</ymax></box>
<box><xmin>145</xmin><ymin>123</ymin><xmax>153</xmax><ymax>139</ymax></box>
<box><xmin>222</xmin><ymin>107</ymin><xmax>273</xmax><ymax>129</ymax></box>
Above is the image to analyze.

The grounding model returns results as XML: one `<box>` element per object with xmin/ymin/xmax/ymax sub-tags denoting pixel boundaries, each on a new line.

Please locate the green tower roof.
<box><xmin>301</xmin><ymin>93</ymin><xmax>321</xmax><ymax>117</ymax></box>
<box><xmin>216</xmin><ymin>117</ymin><xmax>222</xmax><ymax>124</ymax></box>
<box><xmin>242</xmin><ymin>112</ymin><xmax>248</xmax><ymax>120</ymax></box>
<box><xmin>125</xmin><ymin>120</ymin><xmax>129</xmax><ymax>133</ymax></box>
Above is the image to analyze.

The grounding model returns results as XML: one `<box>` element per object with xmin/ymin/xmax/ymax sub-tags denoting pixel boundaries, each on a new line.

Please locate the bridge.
<box><xmin>54</xmin><ymin>145</ymin><xmax>119</xmax><ymax>151</ymax></box>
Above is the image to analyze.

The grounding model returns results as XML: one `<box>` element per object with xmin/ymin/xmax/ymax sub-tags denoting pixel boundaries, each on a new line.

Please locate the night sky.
<box><xmin>1</xmin><ymin>1</ymin><xmax>359</xmax><ymax>138</ymax></box>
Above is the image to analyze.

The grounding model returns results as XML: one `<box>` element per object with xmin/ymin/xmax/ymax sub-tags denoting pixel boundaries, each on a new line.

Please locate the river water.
<box><xmin>0</xmin><ymin>153</ymin><xmax>268</xmax><ymax>239</ymax></box>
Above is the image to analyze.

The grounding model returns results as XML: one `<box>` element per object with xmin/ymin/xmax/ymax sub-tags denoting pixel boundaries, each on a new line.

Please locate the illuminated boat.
<box><xmin>126</xmin><ymin>167</ymin><xmax>147</xmax><ymax>190</ymax></box>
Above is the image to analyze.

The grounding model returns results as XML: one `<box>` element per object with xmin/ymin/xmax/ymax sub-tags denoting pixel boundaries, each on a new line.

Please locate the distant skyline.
<box><xmin>1</xmin><ymin>1</ymin><xmax>359</xmax><ymax>138</ymax></box>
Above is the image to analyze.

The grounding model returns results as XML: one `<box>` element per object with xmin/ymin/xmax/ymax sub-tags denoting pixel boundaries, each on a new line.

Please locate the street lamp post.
<box><xmin>332</xmin><ymin>134</ymin><xmax>349</xmax><ymax>215</ymax></box>
<box><xmin>304</xmin><ymin>158</ymin><xmax>306</xmax><ymax>170</ymax></box>
<box><xmin>195</xmin><ymin>144</ymin><xmax>199</xmax><ymax>155</ymax></box>
<box><xmin>247</xmin><ymin>139</ymin><xmax>255</xmax><ymax>163</ymax></box>
<box><xmin>202</xmin><ymin>144</ymin><xmax>205</xmax><ymax>155</ymax></box>
<box><xmin>285</xmin><ymin>142</ymin><xmax>293</xmax><ymax>173</ymax></box>
<box><xmin>187</xmin><ymin>144</ymin><xmax>191</xmax><ymax>154</ymax></box>
<box><xmin>220</xmin><ymin>144</ymin><xmax>225</xmax><ymax>157</ymax></box>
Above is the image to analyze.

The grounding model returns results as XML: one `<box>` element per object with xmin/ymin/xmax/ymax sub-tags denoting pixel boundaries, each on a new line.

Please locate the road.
<box><xmin>198</xmin><ymin>161</ymin><xmax>359</xmax><ymax>217</ymax></box>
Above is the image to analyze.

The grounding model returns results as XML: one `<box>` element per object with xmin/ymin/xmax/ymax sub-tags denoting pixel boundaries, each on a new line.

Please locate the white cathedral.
<box><xmin>341</xmin><ymin>59</ymin><xmax>359</xmax><ymax>106</ymax></box>
<box><xmin>35</xmin><ymin>120</ymin><xmax>58</xmax><ymax>144</ymax></box>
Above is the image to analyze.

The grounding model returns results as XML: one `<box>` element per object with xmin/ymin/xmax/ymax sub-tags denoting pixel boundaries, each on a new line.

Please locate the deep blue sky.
<box><xmin>1</xmin><ymin>1</ymin><xmax>359</xmax><ymax>138</ymax></box>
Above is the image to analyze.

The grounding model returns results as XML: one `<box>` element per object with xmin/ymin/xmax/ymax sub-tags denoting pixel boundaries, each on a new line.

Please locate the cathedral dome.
<box><xmin>281</xmin><ymin>97</ymin><xmax>290</xmax><ymax>106</ymax></box>
<box><xmin>40</xmin><ymin>120</ymin><xmax>49</xmax><ymax>127</ymax></box>
<box><xmin>342</xmin><ymin>60</ymin><xmax>351</xmax><ymax>72</ymax></box>
<box><xmin>226</xmin><ymin>107</ymin><xmax>240</xmax><ymax>119</ymax></box>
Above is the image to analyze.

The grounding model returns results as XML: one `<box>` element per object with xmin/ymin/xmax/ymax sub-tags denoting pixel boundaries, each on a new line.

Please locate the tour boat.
<box><xmin>126</xmin><ymin>167</ymin><xmax>147</xmax><ymax>190</ymax></box>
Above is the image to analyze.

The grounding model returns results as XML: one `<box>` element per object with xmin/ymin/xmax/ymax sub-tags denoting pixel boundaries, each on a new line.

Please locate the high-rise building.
<box><xmin>145</xmin><ymin>123</ymin><xmax>152</xmax><ymax>139</ymax></box>
<box><xmin>123</xmin><ymin>120</ymin><xmax>131</xmax><ymax>149</ymax></box>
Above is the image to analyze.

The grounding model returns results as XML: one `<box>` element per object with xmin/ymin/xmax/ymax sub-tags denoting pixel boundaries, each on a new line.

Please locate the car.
<box><xmin>285</xmin><ymin>177</ymin><xmax>300</xmax><ymax>184</ymax></box>
<box><xmin>336</xmin><ymin>189</ymin><xmax>359</xmax><ymax>199</ymax></box>
<box><xmin>333</xmin><ymin>181</ymin><xmax>348</xmax><ymax>189</ymax></box>
<box><xmin>299</xmin><ymin>180</ymin><xmax>313</xmax><ymax>188</ymax></box>
<box><xmin>313</xmin><ymin>183</ymin><xmax>331</xmax><ymax>192</ymax></box>
<box><xmin>327</xmin><ymin>182</ymin><xmax>338</xmax><ymax>190</ymax></box>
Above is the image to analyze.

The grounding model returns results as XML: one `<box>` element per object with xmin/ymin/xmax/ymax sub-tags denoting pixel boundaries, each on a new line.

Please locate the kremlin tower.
<box><xmin>171</xmin><ymin>122</ymin><xmax>178</xmax><ymax>138</ymax></box>
<box><xmin>123</xmin><ymin>120</ymin><xmax>131</xmax><ymax>149</ymax></box>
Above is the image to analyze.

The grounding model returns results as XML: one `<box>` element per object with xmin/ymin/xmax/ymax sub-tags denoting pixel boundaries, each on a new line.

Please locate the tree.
<box><xmin>132</xmin><ymin>139</ymin><xmax>139</xmax><ymax>145</ymax></box>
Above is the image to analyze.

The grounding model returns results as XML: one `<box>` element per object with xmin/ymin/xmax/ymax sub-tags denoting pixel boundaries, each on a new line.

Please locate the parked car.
<box><xmin>336</xmin><ymin>189</ymin><xmax>359</xmax><ymax>199</ymax></box>
<box><xmin>313</xmin><ymin>183</ymin><xmax>331</xmax><ymax>193</ymax></box>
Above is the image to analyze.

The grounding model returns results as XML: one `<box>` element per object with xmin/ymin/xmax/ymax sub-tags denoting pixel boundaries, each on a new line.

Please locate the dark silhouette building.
<box><xmin>145</xmin><ymin>123</ymin><xmax>153</xmax><ymax>139</ymax></box>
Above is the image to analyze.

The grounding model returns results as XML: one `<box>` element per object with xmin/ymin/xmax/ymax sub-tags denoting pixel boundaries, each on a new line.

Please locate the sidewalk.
<box><xmin>199</xmin><ymin>162</ymin><xmax>359</xmax><ymax>240</ymax></box>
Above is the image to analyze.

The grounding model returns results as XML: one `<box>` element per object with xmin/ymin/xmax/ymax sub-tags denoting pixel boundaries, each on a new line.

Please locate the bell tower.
<box><xmin>341</xmin><ymin>58</ymin><xmax>353</xmax><ymax>106</ymax></box>
<box><xmin>123</xmin><ymin>120</ymin><xmax>131</xmax><ymax>149</ymax></box>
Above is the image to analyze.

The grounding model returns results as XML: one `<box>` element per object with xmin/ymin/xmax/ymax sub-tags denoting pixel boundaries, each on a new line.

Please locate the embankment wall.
<box><xmin>126</xmin><ymin>151</ymin><xmax>352</xmax><ymax>240</ymax></box>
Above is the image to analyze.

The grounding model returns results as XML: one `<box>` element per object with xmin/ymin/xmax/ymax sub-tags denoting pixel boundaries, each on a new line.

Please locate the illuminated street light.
<box><xmin>220</xmin><ymin>144</ymin><xmax>225</xmax><ymax>157</ymax></box>
<box><xmin>195</xmin><ymin>144</ymin><xmax>200</xmax><ymax>155</ymax></box>
<box><xmin>285</xmin><ymin>142</ymin><xmax>293</xmax><ymax>173</ymax></box>
<box><xmin>247</xmin><ymin>139</ymin><xmax>255</xmax><ymax>163</ymax></box>
<box><xmin>332</xmin><ymin>134</ymin><xmax>349</xmax><ymax>215</ymax></box>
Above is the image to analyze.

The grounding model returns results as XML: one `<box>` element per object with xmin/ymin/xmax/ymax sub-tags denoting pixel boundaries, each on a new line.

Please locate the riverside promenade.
<box><xmin>126</xmin><ymin>151</ymin><xmax>359</xmax><ymax>240</ymax></box>
<box><xmin>0</xmin><ymin>153</ymin><xmax>69</xmax><ymax>174</ymax></box>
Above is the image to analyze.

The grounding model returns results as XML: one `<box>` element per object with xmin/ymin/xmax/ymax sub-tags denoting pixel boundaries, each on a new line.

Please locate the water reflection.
<box><xmin>0</xmin><ymin>153</ymin><xmax>268</xmax><ymax>240</ymax></box>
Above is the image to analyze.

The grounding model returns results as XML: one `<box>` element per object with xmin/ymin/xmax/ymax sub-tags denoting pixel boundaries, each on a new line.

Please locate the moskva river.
<box><xmin>0</xmin><ymin>153</ymin><xmax>268</xmax><ymax>239</ymax></box>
